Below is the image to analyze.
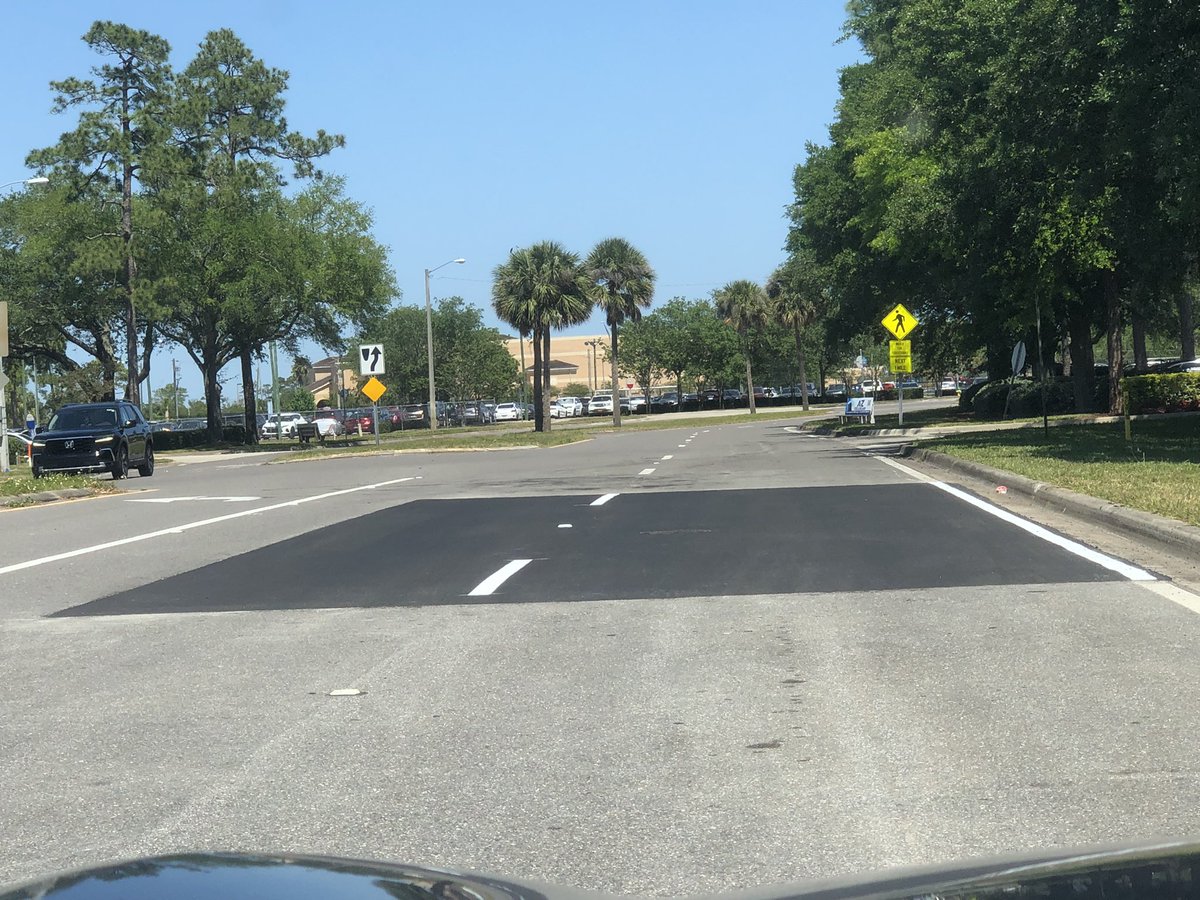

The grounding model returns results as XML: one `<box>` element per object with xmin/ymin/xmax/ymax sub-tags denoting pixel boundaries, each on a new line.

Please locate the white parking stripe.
<box><xmin>590</xmin><ymin>493</ymin><xmax>619</xmax><ymax>506</ymax></box>
<box><xmin>468</xmin><ymin>559</ymin><xmax>533</xmax><ymax>596</ymax></box>
<box><xmin>639</xmin><ymin>467</ymin><xmax>657</xmax><ymax>475</ymax></box>
<box><xmin>872</xmin><ymin>455</ymin><xmax>1155</xmax><ymax>582</ymax></box>
<box><xmin>0</xmin><ymin>477</ymin><xmax>417</xmax><ymax>577</ymax></box>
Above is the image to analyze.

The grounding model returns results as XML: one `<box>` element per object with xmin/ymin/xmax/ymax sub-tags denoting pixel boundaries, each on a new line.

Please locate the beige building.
<box><xmin>305</xmin><ymin>357</ymin><xmax>358</xmax><ymax>405</ymax></box>
<box><xmin>504</xmin><ymin>334</ymin><xmax>672</xmax><ymax>395</ymax></box>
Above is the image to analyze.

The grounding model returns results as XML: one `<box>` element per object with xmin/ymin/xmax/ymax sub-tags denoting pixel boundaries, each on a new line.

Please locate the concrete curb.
<box><xmin>809</xmin><ymin>408</ymin><xmax>1200</xmax><ymax>439</ymax></box>
<box><xmin>901</xmin><ymin>445</ymin><xmax>1200</xmax><ymax>556</ymax></box>
<box><xmin>0</xmin><ymin>487</ymin><xmax>100</xmax><ymax>509</ymax></box>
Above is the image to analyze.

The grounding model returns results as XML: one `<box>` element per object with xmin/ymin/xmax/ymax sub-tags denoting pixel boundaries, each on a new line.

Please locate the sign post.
<box><xmin>882</xmin><ymin>305</ymin><xmax>919</xmax><ymax>427</ymax></box>
<box><xmin>1003</xmin><ymin>340</ymin><xmax>1027</xmax><ymax>420</ymax></box>
<box><xmin>361</xmin><ymin>376</ymin><xmax>387</xmax><ymax>446</ymax></box>
<box><xmin>888</xmin><ymin>339</ymin><xmax>913</xmax><ymax>426</ymax></box>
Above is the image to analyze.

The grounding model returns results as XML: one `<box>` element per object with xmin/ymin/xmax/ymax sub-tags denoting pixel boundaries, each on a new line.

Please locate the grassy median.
<box><xmin>924</xmin><ymin>418</ymin><xmax>1200</xmax><ymax>525</ymax></box>
<box><xmin>281</xmin><ymin>428</ymin><xmax>592</xmax><ymax>460</ymax></box>
<box><xmin>0</xmin><ymin>471</ymin><xmax>119</xmax><ymax>505</ymax></box>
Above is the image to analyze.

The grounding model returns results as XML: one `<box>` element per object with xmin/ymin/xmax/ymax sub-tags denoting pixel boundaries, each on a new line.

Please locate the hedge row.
<box><xmin>971</xmin><ymin>379</ymin><xmax>1077</xmax><ymax>419</ymax></box>
<box><xmin>875</xmin><ymin>387</ymin><xmax>925</xmax><ymax>401</ymax></box>
<box><xmin>152</xmin><ymin>424</ymin><xmax>247</xmax><ymax>450</ymax></box>
<box><xmin>1122</xmin><ymin>373</ymin><xmax>1200</xmax><ymax>414</ymax></box>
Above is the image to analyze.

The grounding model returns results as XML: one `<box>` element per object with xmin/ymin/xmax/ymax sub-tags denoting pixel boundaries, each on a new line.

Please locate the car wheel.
<box><xmin>111</xmin><ymin>444</ymin><xmax>129</xmax><ymax>480</ymax></box>
<box><xmin>137</xmin><ymin>444</ymin><xmax>155</xmax><ymax>477</ymax></box>
<box><xmin>31</xmin><ymin>462</ymin><xmax>43</xmax><ymax>479</ymax></box>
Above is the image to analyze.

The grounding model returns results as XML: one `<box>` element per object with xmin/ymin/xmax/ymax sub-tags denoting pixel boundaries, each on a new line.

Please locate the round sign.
<box><xmin>26</xmin><ymin>414</ymin><xmax>36</xmax><ymax>431</ymax></box>
<box><xmin>627</xmin><ymin>382</ymin><xmax>634</xmax><ymax>389</ymax></box>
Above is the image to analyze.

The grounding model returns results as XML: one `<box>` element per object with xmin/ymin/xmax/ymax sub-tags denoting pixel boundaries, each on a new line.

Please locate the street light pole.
<box><xmin>424</xmin><ymin>257</ymin><xmax>465</xmax><ymax>430</ymax></box>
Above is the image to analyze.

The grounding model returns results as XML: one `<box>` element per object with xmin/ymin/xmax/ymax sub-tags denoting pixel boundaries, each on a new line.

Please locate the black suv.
<box><xmin>32</xmin><ymin>401</ymin><xmax>154</xmax><ymax>480</ymax></box>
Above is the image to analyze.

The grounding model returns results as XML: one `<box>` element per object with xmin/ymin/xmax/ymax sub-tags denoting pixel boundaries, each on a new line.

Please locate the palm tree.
<box><xmin>586</xmin><ymin>237</ymin><xmax>656</xmax><ymax>426</ymax></box>
<box><xmin>492</xmin><ymin>241</ymin><xmax>594</xmax><ymax>431</ymax></box>
<box><xmin>766</xmin><ymin>263</ymin><xmax>820</xmax><ymax>411</ymax></box>
<box><xmin>713</xmin><ymin>279</ymin><xmax>768</xmax><ymax>414</ymax></box>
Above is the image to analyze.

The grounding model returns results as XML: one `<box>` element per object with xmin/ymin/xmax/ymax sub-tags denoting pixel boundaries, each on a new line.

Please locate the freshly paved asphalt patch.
<box><xmin>55</xmin><ymin>484</ymin><xmax>1125</xmax><ymax>617</ymax></box>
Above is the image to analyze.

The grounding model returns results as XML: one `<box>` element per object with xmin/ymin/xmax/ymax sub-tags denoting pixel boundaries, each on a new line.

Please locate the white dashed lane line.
<box><xmin>661</xmin><ymin>455</ymin><xmax>674</xmax><ymax>461</ymax></box>
<box><xmin>639</xmin><ymin>467</ymin><xmax>657</xmax><ymax>475</ymax></box>
<box><xmin>591</xmin><ymin>493</ymin><xmax>619</xmax><ymax>506</ymax></box>
<box><xmin>467</xmin><ymin>559</ymin><xmax>533</xmax><ymax>596</ymax></box>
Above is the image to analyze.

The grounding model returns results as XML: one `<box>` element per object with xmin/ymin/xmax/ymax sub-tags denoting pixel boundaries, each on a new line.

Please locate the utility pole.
<box><xmin>269</xmin><ymin>341</ymin><xmax>282</xmax><ymax>440</ymax></box>
<box><xmin>172</xmin><ymin>359</ymin><xmax>180</xmax><ymax>419</ymax></box>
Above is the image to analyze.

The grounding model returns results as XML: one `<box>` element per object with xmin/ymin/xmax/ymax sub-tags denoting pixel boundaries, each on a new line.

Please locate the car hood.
<box><xmin>38</xmin><ymin>428</ymin><xmax>119</xmax><ymax>440</ymax></box>
<box><xmin>8</xmin><ymin>840</ymin><xmax>1200</xmax><ymax>900</ymax></box>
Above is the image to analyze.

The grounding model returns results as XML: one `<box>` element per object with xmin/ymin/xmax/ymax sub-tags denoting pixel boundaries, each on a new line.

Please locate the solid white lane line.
<box><xmin>590</xmin><ymin>493</ymin><xmax>619</xmax><ymax>506</ymax></box>
<box><xmin>0</xmin><ymin>476</ymin><xmax>417</xmax><ymax>577</ymax></box>
<box><xmin>468</xmin><ymin>559</ymin><xmax>533</xmax><ymax>596</ymax></box>
<box><xmin>558</xmin><ymin>523</ymin><xmax>573</xmax><ymax>529</ymax></box>
<box><xmin>661</xmin><ymin>454</ymin><xmax>674</xmax><ymax>460</ymax></box>
<box><xmin>639</xmin><ymin>467</ymin><xmax>657</xmax><ymax>475</ymax></box>
<box><xmin>1141</xmin><ymin>581</ymin><xmax>1200</xmax><ymax>616</ymax></box>
<box><xmin>872</xmin><ymin>455</ymin><xmax>1155</xmax><ymax>582</ymax></box>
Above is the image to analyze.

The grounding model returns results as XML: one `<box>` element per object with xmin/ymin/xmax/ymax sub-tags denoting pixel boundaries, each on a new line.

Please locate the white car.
<box><xmin>589</xmin><ymin>394</ymin><xmax>614</xmax><ymax>415</ymax></box>
<box><xmin>494</xmin><ymin>402</ymin><xmax>522</xmax><ymax>421</ymax></box>
<box><xmin>552</xmin><ymin>397</ymin><xmax>582</xmax><ymax>418</ymax></box>
<box><xmin>261</xmin><ymin>412</ymin><xmax>308</xmax><ymax>438</ymax></box>
<box><xmin>939</xmin><ymin>379</ymin><xmax>960</xmax><ymax>394</ymax></box>
<box><xmin>312</xmin><ymin>410</ymin><xmax>344</xmax><ymax>437</ymax></box>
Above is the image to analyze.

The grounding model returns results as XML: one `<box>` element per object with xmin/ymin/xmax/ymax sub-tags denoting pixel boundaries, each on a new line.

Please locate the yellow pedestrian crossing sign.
<box><xmin>889</xmin><ymin>340</ymin><xmax>912</xmax><ymax>373</ymax></box>
<box><xmin>882</xmin><ymin>303</ymin><xmax>918</xmax><ymax>339</ymax></box>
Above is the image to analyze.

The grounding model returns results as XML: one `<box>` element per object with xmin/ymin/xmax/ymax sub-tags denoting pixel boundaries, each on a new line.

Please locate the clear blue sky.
<box><xmin>3</xmin><ymin>1</ymin><xmax>862</xmax><ymax>402</ymax></box>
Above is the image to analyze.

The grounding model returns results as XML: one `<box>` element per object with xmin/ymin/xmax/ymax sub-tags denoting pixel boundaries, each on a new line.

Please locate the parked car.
<box><xmin>390</xmin><ymin>404</ymin><xmax>430</xmax><ymax>428</ymax></box>
<box><xmin>857</xmin><ymin>380</ymin><xmax>882</xmax><ymax>395</ymax></box>
<box><xmin>342</xmin><ymin>409</ymin><xmax>378</xmax><ymax>434</ymax></box>
<box><xmin>261</xmin><ymin>412</ymin><xmax>308</xmax><ymax>439</ymax></box>
<box><xmin>628</xmin><ymin>395</ymin><xmax>646</xmax><ymax>413</ymax></box>
<box><xmin>652</xmin><ymin>392</ymin><xmax>678</xmax><ymax>411</ymax></box>
<box><xmin>312</xmin><ymin>408</ymin><xmax>345</xmax><ymax>438</ymax></box>
<box><xmin>721</xmin><ymin>388</ymin><xmax>744</xmax><ymax>405</ymax></box>
<box><xmin>494</xmin><ymin>402</ymin><xmax>522</xmax><ymax>422</ymax></box>
<box><xmin>1162</xmin><ymin>358</ymin><xmax>1200</xmax><ymax>373</ymax></box>
<box><xmin>824</xmin><ymin>383</ymin><xmax>848</xmax><ymax>398</ymax></box>
<box><xmin>589</xmin><ymin>394</ymin><xmax>614</xmax><ymax>415</ymax></box>
<box><xmin>938</xmin><ymin>378</ymin><xmax>960</xmax><ymax>395</ymax></box>
<box><xmin>31</xmin><ymin>401</ymin><xmax>154</xmax><ymax>480</ymax></box>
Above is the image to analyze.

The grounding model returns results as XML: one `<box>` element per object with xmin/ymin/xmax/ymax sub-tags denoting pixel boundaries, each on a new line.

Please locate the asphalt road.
<box><xmin>3</xmin><ymin>410</ymin><xmax>1200</xmax><ymax>895</ymax></box>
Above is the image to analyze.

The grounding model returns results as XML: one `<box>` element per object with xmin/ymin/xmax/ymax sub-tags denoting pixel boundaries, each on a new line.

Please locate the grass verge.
<box><xmin>0</xmin><ymin>471</ymin><xmax>119</xmax><ymax>504</ymax></box>
<box><xmin>924</xmin><ymin>418</ymin><xmax>1200</xmax><ymax>526</ymax></box>
<box><xmin>281</xmin><ymin>429</ymin><xmax>591</xmax><ymax>461</ymax></box>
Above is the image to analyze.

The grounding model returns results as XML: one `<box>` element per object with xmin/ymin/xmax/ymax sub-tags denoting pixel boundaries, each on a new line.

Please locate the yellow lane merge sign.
<box><xmin>882</xmin><ymin>303</ymin><xmax>918</xmax><ymax>339</ymax></box>
<box><xmin>889</xmin><ymin>340</ymin><xmax>912</xmax><ymax>373</ymax></box>
<box><xmin>361</xmin><ymin>376</ymin><xmax>386</xmax><ymax>404</ymax></box>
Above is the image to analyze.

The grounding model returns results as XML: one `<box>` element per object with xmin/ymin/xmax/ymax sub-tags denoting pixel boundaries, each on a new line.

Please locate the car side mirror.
<box><xmin>124</xmin><ymin>419</ymin><xmax>137</xmax><ymax>428</ymax></box>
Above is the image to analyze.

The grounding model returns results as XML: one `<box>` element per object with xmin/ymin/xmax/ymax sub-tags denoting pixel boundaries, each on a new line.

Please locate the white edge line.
<box><xmin>0</xmin><ymin>477</ymin><xmax>417</xmax><ymax>577</ymax></box>
<box><xmin>590</xmin><ymin>493</ymin><xmax>619</xmax><ymax>506</ymax></box>
<box><xmin>872</xmin><ymin>455</ymin><xmax>1155</xmax><ymax>582</ymax></box>
<box><xmin>638</xmin><ymin>467</ymin><xmax>657</xmax><ymax>475</ymax></box>
<box><xmin>468</xmin><ymin>558</ymin><xmax>533</xmax><ymax>596</ymax></box>
<box><xmin>1141</xmin><ymin>581</ymin><xmax>1200</xmax><ymax>616</ymax></box>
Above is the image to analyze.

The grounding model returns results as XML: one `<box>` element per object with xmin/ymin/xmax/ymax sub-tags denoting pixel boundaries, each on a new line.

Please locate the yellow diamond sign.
<box><xmin>882</xmin><ymin>303</ymin><xmax>918</xmax><ymax>339</ymax></box>
<box><xmin>361</xmin><ymin>376</ymin><xmax>386</xmax><ymax>404</ymax></box>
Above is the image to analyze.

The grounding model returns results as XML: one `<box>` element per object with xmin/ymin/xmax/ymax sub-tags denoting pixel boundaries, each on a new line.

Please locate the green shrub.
<box><xmin>959</xmin><ymin>380</ymin><xmax>992</xmax><ymax>410</ymax></box>
<box><xmin>1123</xmin><ymin>373</ymin><xmax>1200</xmax><ymax>414</ymax></box>
<box><xmin>876</xmin><ymin>387</ymin><xmax>924</xmax><ymax>401</ymax></box>
<box><xmin>972</xmin><ymin>378</ymin><xmax>1076</xmax><ymax>419</ymax></box>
